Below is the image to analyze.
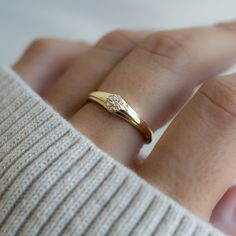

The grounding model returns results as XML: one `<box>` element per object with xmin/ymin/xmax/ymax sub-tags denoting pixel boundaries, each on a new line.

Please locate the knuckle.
<box><xmin>199</xmin><ymin>78</ymin><xmax>236</xmax><ymax>122</ymax></box>
<box><xmin>27</xmin><ymin>38</ymin><xmax>57</xmax><ymax>53</ymax></box>
<box><xmin>96</xmin><ymin>30</ymin><xmax>137</xmax><ymax>52</ymax></box>
<box><xmin>139</xmin><ymin>31</ymin><xmax>191</xmax><ymax>73</ymax></box>
<box><xmin>215</xmin><ymin>22</ymin><xmax>236</xmax><ymax>33</ymax></box>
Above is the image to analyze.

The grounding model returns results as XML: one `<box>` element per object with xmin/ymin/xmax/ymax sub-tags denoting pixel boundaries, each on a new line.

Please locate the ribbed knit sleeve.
<box><xmin>0</xmin><ymin>65</ymin><xmax>224</xmax><ymax>236</ymax></box>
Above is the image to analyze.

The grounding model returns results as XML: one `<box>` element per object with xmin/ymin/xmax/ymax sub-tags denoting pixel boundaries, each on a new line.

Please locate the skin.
<box><xmin>13</xmin><ymin>22</ymin><xmax>236</xmax><ymax>235</ymax></box>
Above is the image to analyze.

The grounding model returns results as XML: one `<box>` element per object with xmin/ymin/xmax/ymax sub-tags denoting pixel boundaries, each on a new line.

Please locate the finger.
<box><xmin>44</xmin><ymin>30</ymin><xmax>151</xmax><ymax>117</ymax></box>
<box><xmin>13</xmin><ymin>38</ymin><xmax>90</xmax><ymax>94</ymax></box>
<box><xmin>211</xmin><ymin>185</ymin><xmax>236</xmax><ymax>235</ymax></box>
<box><xmin>138</xmin><ymin>74</ymin><xmax>236</xmax><ymax>220</ymax></box>
<box><xmin>72</xmin><ymin>22</ymin><xmax>236</xmax><ymax>166</ymax></box>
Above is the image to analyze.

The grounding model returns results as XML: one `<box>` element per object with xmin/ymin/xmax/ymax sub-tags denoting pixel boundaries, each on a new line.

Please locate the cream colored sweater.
<box><xmin>0</xmin><ymin>65</ymin><xmax>224</xmax><ymax>236</ymax></box>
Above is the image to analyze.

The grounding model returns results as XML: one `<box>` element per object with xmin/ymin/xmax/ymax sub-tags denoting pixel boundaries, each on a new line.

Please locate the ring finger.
<box><xmin>43</xmin><ymin>30</ymin><xmax>151</xmax><ymax>118</ymax></box>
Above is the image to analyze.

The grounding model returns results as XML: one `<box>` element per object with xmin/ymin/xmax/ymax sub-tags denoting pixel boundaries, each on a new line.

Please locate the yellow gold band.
<box><xmin>88</xmin><ymin>91</ymin><xmax>153</xmax><ymax>143</ymax></box>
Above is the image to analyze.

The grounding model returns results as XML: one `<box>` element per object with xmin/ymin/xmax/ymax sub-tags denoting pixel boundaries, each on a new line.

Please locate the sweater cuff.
<box><xmin>0</xmin><ymin>65</ymin><xmax>224</xmax><ymax>236</ymax></box>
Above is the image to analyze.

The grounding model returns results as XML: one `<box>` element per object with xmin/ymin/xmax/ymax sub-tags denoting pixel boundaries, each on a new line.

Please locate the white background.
<box><xmin>1</xmin><ymin>0</ymin><xmax>236</xmax><ymax>64</ymax></box>
<box><xmin>0</xmin><ymin>0</ymin><xmax>236</xmax><ymax>154</ymax></box>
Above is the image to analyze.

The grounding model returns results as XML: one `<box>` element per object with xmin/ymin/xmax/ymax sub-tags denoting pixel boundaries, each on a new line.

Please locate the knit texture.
<box><xmin>0</xmin><ymin>65</ymin><xmax>224</xmax><ymax>236</ymax></box>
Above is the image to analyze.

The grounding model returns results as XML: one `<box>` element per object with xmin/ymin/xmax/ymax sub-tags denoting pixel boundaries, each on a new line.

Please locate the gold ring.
<box><xmin>88</xmin><ymin>91</ymin><xmax>153</xmax><ymax>143</ymax></box>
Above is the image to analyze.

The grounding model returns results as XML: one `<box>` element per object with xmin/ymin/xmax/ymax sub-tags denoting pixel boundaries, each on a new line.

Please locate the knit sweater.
<box><xmin>0</xmin><ymin>65</ymin><xmax>224</xmax><ymax>236</ymax></box>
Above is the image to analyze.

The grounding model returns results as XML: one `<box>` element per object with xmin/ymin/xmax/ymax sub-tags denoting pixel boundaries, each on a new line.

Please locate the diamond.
<box><xmin>106</xmin><ymin>94</ymin><xmax>127</xmax><ymax>112</ymax></box>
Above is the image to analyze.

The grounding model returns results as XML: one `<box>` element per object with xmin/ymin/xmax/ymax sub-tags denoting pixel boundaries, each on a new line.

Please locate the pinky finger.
<box><xmin>13</xmin><ymin>38</ymin><xmax>90</xmax><ymax>94</ymax></box>
<box><xmin>211</xmin><ymin>185</ymin><xmax>236</xmax><ymax>235</ymax></box>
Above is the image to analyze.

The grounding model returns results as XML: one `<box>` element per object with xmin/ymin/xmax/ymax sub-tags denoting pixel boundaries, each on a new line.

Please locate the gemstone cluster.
<box><xmin>106</xmin><ymin>94</ymin><xmax>127</xmax><ymax>112</ymax></box>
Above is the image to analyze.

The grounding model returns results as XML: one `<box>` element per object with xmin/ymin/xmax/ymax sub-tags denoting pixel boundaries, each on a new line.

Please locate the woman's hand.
<box><xmin>13</xmin><ymin>22</ymin><xmax>236</xmax><ymax>235</ymax></box>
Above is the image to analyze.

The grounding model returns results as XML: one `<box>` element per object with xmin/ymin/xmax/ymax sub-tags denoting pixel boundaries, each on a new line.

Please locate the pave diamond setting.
<box><xmin>106</xmin><ymin>94</ymin><xmax>127</xmax><ymax>112</ymax></box>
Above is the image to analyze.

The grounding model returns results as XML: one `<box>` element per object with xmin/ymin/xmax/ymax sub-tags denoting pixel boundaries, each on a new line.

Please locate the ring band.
<box><xmin>88</xmin><ymin>91</ymin><xmax>153</xmax><ymax>143</ymax></box>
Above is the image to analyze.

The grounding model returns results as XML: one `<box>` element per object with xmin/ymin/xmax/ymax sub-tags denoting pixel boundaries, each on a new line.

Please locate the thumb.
<box><xmin>211</xmin><ymin>186</ymin><xmax>236</xmax><ymax>235</ymax></box>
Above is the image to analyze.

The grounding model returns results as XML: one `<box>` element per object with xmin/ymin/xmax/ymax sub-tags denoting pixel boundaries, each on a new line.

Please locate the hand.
<box><xmin>14</xmin><ymin>22</ymin><xmax>236</xmax><ymax>235</ymax></box>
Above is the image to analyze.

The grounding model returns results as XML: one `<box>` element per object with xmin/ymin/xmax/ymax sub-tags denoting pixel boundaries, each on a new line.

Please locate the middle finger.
<box><xmin>72</xmin><ymin>23</ymin><xmax>236</xmax><ymax>166</ymax></box>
